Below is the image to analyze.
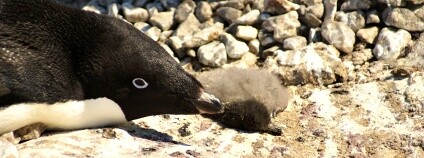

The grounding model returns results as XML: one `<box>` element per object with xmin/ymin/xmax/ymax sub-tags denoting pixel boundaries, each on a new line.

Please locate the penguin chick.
<box><xmin>197</xmin><ymin>68</ymin><xmax>290</xmax><ymax>135</ymax></box>
<box><xmin>0</xmin><ymin>0</ymin><xmax>222</xmax><ymax>135</ymax></box>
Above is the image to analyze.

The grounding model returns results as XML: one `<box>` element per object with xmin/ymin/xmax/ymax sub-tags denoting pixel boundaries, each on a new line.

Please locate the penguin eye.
<box><xmin>132</xmin><ymin>78</ymin><xmax>149</xmax><ymax>89</ymax></box>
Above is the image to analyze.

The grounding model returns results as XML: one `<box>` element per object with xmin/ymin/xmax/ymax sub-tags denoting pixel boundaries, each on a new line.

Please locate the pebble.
<box><xmin>173</xmin><ymin>13</ymin><xmax>201</xmax><ymax>37</ymax></box>
<box><xmin>306</xmin><ymin>3</ymin><xmax>324</xmax><ymax>19</ymax></box>
<box><xmin>321</xmin><ymin>21</ymin><xmax>355</xmax><ymax>54</ymax></box>
<box><xmin>373</xmin><ymin>28</ymin><xmax>412</xmax><ymax>61</ymax></box>
<box><xmin>258</xmin><ymin>29</ymin><xmax>277</xmax><ymax>47</ymax></box>
<box><xmin>220</xmin><ymin>33</ymin><xmax>250</xmax><ymax>59</ymax></box>
<box><xmin>144</xmin><ymin>26</ymin><xmax>161</xmax><ymax>41</ymax></box>
<box><xmin>174</xmin><ymin>0</ymin><xmax>196</xmax><ymax>23</ymax></box>
<box><xmin>150</xmin><ymin>10</ymin><xmax>175</xmax><ymax>31</ymax></box>
<box><xmin>168</xmin><ymin>36</ymin><xmax>186</xmax><ymax>58</ymax></box>
<box><xmin>182</xmin><ymin>22</ymin><xmax>224</xmax><ymax>48</ymax></box>
<box><xmin>366</xmin><ymin>10</ymin><xmax>380</xmax><ymax>24</ymax></box>
<box><xmin>264</xmin><ymin>0</ymin><xmax>300</xmax><ymax>14</ymax></box>
<box><xmin>122</xmin><ymin>3</ymin><xmax>149</xmax><ymax>22</ymax></box>
<box><xmin>235</xmin><ymin>25</ymin><xmax>258</xmax><ymax>41</ymax></box>
<box><xmin>195</xmin><ymin>1</ymin><xmax>213</xmax><ymax>23</ymax></box>
<box><xmin>340</xmin><ymin>0</ymin><xmax>374</xmax><ymax>11</ymax></box>
<box><xmin>248</xmin><ymin>39</ymin><xmax>261</xmax><ymax>55</ymax></box>
<box><xmin>323</xmin><ymin>0</ymin><xmax>337</xmax><ymax>22</ymax></box>
<box><xmin>283</xmin><ymin>36</ymin><xmax>307</xmax><ymax>50</ymax></box>
<box><xmin>382</xmin><ymin>7</ymin><xmax>424</xmax><ymax>32</ymax></box>
<box><xmin>216</xmin><ymin>7</ymin><xmax>242</xmax><ymax>24</ymax></box>
<box><xmin>356</xmin><ymin>26</ymin><xmax>379</xmax><ymax>44</ymax></box>
<box><xmin>197</xmin><ymin>41</ymin><xmax>227</xmax><ymax>67</ymax></box>
<box><xmin>235</xmin><ymin>9</ymin><xmax>261</xmax><ymax>25</ymax></box>
<box><xmin>336</xmin><ymin>10</ymin><xmax>366</xmax><ymax>32</ymax></box>
<box><xmin>263</xmin><ymin>11</ymin><xmax>301</xmax><ymax>43</ymax></box>
<box><xmin>107</xmin><ymin>3</ymin><xmax>120</xmax><ymax>18</ymax></box>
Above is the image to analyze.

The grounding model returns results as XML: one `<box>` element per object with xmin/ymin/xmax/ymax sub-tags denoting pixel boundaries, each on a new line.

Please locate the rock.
<box><xmin>167</xmin><ymin>36</ymin><xmax>186</xmax><ymax>58</ymax></box>
<box><xmin>174</xmin><ymin>0</ymin><xmax>196</xmax><ymax>23</ymax></box>
<box><xmin>0</xmin><ymin>138</ymin><xmax>18</xmax><ymax>158</ymax></box>
<box><xmin>235</xmin><ymin>25</ymin><xmax>258</xmax><ymax>41</ymax></box>
<box><xmin>217</xmin><ymin>0</ymin><xmax>245</xmax><ymax>10</ymax></box>
<box><xmin>82</xmin><ymin>1</ymin><xmax>107</xmax><ymax>14</ymax></box>
<box><xmin>382</xmin><ymin>7</ymin><xmax>424</xmax><ymax>32</ymax></box>
<box><xmin>133</xmin><ymin>0</ymin><xmax>148</xmax><ymax>7</ymax></box>
<box><xmin>122</xmin><ymin>3</ymin><xmax>149</xmax><ymax>22</ymax></box>
<box><xmin>263</xmin><ymin>11</ymin><xmax>301</xmax><ymax>42</ymax></box>
<box><xmin>306</xmin><ymin>3</ymin><xmax>324</xmax><ymax>19</ymax></box>
<box><xmin>408</xmin><ymin>0</ymin><xmax>424</xmax><ymax>4</ymax></box>
<box><xmin>145</xmin><ymin>1</ymin><xmax>164</xmax><ymax>16</ymax></box>
<box><xmin>222</xmin><ymin>52</ymin><xmax>258</xmax><ymax>69</ymax></box>
<box><xmin>182</xmin><ymin>22</ymin><xmax>224</xmax><ymax>48</ymax></box>
<box><xmin>235</xmin><ymin>9</ymin><xmax>261</xmax><ymax>25</ymax></box>
<box><xmin>366</xmin><ymin>10</ymin><xmax>380</xmax><ymax>24</ymax></box>
<box><xmin>107</xmin><ymin>3</ymin><xmax>120</xmax><ymax>18</ymax></box>
<box><xmin>216</xmin><ymin>7</ymin><xmax>242</xmax><ymax>24</ymax></box>
<box><xmin>173</xmin><ymin>13</ymin><xmax>201</xmax><ymax>37</ymax></box>
<box><xmin>303</xmin><ymin>13</ymin><xmax>322</xmax><ymax>28</ymax></box>
<box><xmin>283</xmin><ymin>36</ymin><xmax>307</xmax><ymax>50</ymax></box>
<box><xmin>248</xmin><ymin>39</ymin><xmax>261</xmax><ymax>55</ymax></box>
<box><xmin>144</xmin><ymin>26</ymin><xmax>161</xmax><ymax>41</ymax></box>
<box><xmin>308</xmin><ymin>27</ymin><xmax>322</xmax><ymax>43</ymax></box>
<box><xmin>323</xmin><ymin>0</ymin><xmax>337</xmax><ymax>22</ymax></box>
<box><xmin>300</xmin><ymin>0</ymin><xmax>322</xmax><ymax>6</ymax></box>
<box><xmin>373</xmin><ymin>28</ymin><xmax>412</xmax><ymax>61</ymax></box>
<box><xmin>404</xmin><ymin>74</ymin><xmax>424</xmax><ymax>112</ymax></box>
<box><xmin>194</xmin><ymin>1</ymin><xmax>213</xmax><ymax>23</ymax></box>
<box><xmin>356</xmin><ymin>26</ymin><xmax>379</xmax><ymax>44</ymax></box>
<box><xmin>264</xmin><ymin>0</ymin><xmax>300</xmax><ymax>15</ymax></box>
<box><xmin>266</xmin><ymin>42</ymin><xmax>348</xmax><ymax>85</ymax></box>
<box><xmin>345</xmin><ymin>48</ymin><xmax>373</xmax><ymax>65</ymax></box>
<box><xmin>197</xmin><ymin>41</ymin><xmax>227</xmax><ymax>67</ymax></box>
<box><xmin>159</xmin><ymin>30</ymin><xmax>173</xmax><ymax>42</ymax></box>
<box><xmin>251</xmin><ymin>0</ymin><xmax>266</xmax><ymax>11</ymax></box>
<box><xmin>413</xmin><ymin>5</ymin><xmax>424</xmax><ymax>20</ymax></box>
<box><xmin>262</xmin><ymin>46</ymin><xmax>280</xmax><ymax>59</ymax></box>
<box><xmin>336</xmin><ymin>10</ymin><xmax>365</xmax><ymax>32</ymax></box>
<box><xmin>258</xmin><ymin>29</ymin><xmax>277</xmax><ymax>47</ymax></box>
<box><xmin>321</xmin><ymin>21</ymin><xmax>356</xmax><ymax>54</ymax></box>
<box><xmin>340</xmin><ymin>0</ymin><xmax>374</xmax><ymax>11</ymax></box>
<box><xmin>97</xmin><ymin>0</ymin><xmax>119</xmax><ymax>7</ymax></box>
<box><xmin>378</xmin><ymin>0</ymin><xmax>406</xmax><ymax>6</ymax></box>
<box><xmin>396</xmin><ymin>33</ymin><xmax>424</xmax><ymax>67</ymax></box>
<box><xmin>160</xmin><ymin>0</ymin><xmax>180</xmax><ymax>9</ymax></box>
<box><xmin>150</xmin><ymin>10</ymin><xmax>175</xmax><ymax>31</ymax></box>
<box><xmin>134</xmin><ymin>21</ymin><xmax>150</xmax><ymax>31</ymax></box>
<box><xmin>220</xmin><ymin>33</ymin><xmax>250</xmax><ymax>59</ymax></box>
<box><xmin>186</xmin><ymin>49</ymin><xmax>196</xmax><ymax>57</ymax></box>
<box><xmin>159</xmin><ymin>42</ymin><xmax>174</xmax><ymax>57</ymax></box>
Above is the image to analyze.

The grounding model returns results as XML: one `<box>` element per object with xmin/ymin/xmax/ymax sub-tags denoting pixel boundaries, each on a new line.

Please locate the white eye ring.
<box><xmin>132</xmin><ymin>78</ymin><xmax>149</xmax><ymax>89</ymax></box>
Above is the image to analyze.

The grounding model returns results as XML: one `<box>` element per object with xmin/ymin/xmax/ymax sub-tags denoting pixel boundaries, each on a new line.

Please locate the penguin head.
<box><xmin>76</xmin><ymin>19</ymin><xmax>223</xmax><ymax>121</ymax></box>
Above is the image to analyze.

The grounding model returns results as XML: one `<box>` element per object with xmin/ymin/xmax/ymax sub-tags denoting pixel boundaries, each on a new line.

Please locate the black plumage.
<box><xmin>0</xmin><ymin>0</ymin><xmax>222</xmax><ymax>135</ymax></box>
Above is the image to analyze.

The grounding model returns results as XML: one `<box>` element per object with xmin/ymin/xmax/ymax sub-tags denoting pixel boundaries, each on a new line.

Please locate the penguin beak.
<box><xmin>194</xmin><ymin>91</ymin><xmax>223</xmax><ymax>114</ymax></box>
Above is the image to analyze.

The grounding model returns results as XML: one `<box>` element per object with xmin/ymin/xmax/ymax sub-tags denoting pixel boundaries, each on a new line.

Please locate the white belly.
<box><xmin>0</xmin><ymin>98</ymin><xmax>127</xmax><ymax>135</ymax></box>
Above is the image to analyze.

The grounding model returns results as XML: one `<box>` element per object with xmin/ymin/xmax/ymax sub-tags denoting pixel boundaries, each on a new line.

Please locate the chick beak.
<box><xmin>194</xmin><ymin>91</ymin><xmax>223</xmax><ymax>114</ymax></box>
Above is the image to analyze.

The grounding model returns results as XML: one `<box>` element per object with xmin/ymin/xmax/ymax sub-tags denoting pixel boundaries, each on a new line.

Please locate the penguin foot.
<box><xmin>13</xmin><ymin>123</ymin><xmax>47</xmax><ymax>142</ymax></box>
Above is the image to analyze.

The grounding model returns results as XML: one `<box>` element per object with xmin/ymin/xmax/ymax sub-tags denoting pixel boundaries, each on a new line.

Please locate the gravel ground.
<box><xmin>1</xmin><ymin>0</ymin><xmax>424</xmax><ymax>157</ymax></box>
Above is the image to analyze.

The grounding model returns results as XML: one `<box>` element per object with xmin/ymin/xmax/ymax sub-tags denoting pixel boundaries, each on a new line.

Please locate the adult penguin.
<box><xmin>0</xmin><ymin>0</ymin><xmax>222</xmax><ymax>135</ymax></box>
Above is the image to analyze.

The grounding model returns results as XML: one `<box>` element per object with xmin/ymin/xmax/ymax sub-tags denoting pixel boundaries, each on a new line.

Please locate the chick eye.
<box><xmin>132</xmin><ymin>78</ymin><xmax>148</xmax><ymax>89</ymax></box>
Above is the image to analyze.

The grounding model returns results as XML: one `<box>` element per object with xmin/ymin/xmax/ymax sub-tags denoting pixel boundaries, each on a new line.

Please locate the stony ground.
<box><xmin>2</xmin><ymin>0</ymin><xmax>424</xmax><ymax>157</ymax></box>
